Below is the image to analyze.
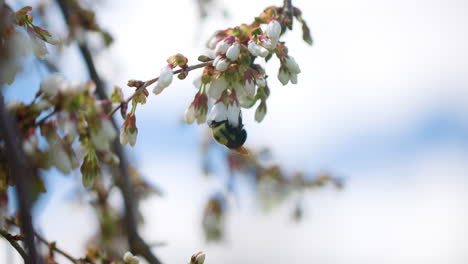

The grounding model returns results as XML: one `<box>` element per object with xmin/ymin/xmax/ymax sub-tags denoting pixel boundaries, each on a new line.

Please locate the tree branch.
<box><xmin>0</xmin><ymin>229</ymin><xmax>28</xmax><ymax>262</ymax></box>
<box><xmin>108</xmin><ymin>61</ymin><xmax>213</xmax><ymax>117</ymax></box>
<box><xmin>0</xmin><ymin>94</ymin><xmax>40</xmax><ymax>264</ymax></box>
<box><xmin>55</xmin><ymin>1</ymin><xmax>163</xmax><ymax>263</ymax></box>
<box><xmin>34</xmin><ymin>231</ymin><xmax>80</xmax><ymax>264</ymax></box>
<box><xmin>281</xmin><ymin>0</ymin><xmax>293</xmax><ymax>28</ymax></box>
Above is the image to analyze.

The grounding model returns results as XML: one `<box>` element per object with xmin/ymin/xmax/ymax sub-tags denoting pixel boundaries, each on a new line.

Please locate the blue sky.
<box><xmin>2</xmin><ymin>0</ymin><xmax>468</xmax><ymax>263</ymax></box>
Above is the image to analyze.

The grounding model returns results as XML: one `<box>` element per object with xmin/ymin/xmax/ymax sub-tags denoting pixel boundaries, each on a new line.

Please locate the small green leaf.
<box><xmin>110</xmin><ymin>86</ymin><xmax>124</xmax><ymax>104</ymax></box>
<box><xmin>251</xmin><ymin>27</ymin><xmax>263</xmax><ymax>36</ymax></box>
<box><xmin>81</xmin><ymin>149</ymin><xmax>99</xmax><ymax>188</ymax></box>
<box><xmin>198</xmin><ymin>55</ymin><xmax>211</xmax><ymax>62</ymax></box>
<box><xmin>301</xmin><ymin>21</ymin><xmax>313</xmax><ymax>45</ymax></box>
<box><xmin>100</xmin><ymin>30</ymin><xmax>114</xmax><ymax>47</ymax></box>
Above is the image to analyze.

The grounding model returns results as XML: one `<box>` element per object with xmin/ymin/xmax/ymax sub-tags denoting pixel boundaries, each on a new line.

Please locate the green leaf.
<box><xmin>100</xmin><ymin>30</ymin><xmax>114</xmax><ymax>47</ymax></box>
<box><xmin>251</xmin><ymin>27</ymin><xmax>263</xmax><ymax>36</ymax></box>
<box><xmin>81</xmin><ymin>149</ymin><xmax>99</xmax><ymax>188</ymax></box>
<box><xmin>110</xmin><ymin>86</ymin><xmax>124</xmax><ymax>104</ymax></box>
<box><xmin>301</xmin><ymin>21</ymin><xmax>313</xmax><ymax>45</ymax></box>
<box><xmin>198</xmin><ymin>55</ymin><xmax>211</xmax><ymax>62</ymax></box>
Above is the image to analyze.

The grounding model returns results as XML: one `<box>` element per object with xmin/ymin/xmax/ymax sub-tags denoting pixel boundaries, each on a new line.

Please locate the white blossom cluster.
<box><xmin>130</xmin><ymin>14</ymin><xmax>305</xmax><ymax>150</ymax></box>
<box><xmin>12</xmin><ymin>74</ymin><xmax>118</xmax><ymax>186</ymax></box>
<box><xmin>199</xmin><ymin>19</ymin><xmax>300</xmax><ymax>128</ymax></box>
<box><xmin>1</xmin><ymin>31</ymin><xmax>58</xmax><ymax>86</ymax></box>
<box><xmin>123</xmin><ymin>252</ymin><xmax>140</xmax><ymax>264</ymax></box>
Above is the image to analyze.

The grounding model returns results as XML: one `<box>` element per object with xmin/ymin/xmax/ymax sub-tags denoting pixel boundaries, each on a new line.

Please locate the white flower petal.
<box><xmin>227</xmin><ymin>104</ymin><xmax>240</xmax><ymax>127</ymax></box>
<box><xmin>155</xmin><ymin>66</ymin><xmax>173</xmax><ymax>90</ymax></box>
<box><xmin>266</xmin><ymin>20</ymin><xmax>282</xmax><ymax>43</ymax></box>
<box><xmin>256</xmin><ymin>77</ymin><xmax>266</xmax><ymax>88</ymax></box>
<box><xmin>207</xmin><ymin>102</ymin><xmax>227</xmax><ymax>124</ymax></box>
<box><xmin>214</xmin><ymin>38</ymin><xmax>231</xmax><ymax>55</ymax></box>
<box><xmin>278</xmin><ymin>68</ymin><xmax>290</xmax><ymax>85</ymax></box>
<box><xmin>244</xmin><ymin>80</ymin><xmax>256</xmax><ymax>97</ymax></box>
<box><xmin>215</xmin><ymin>58</ymin><xmax>230</xmax><ymax>72</ymax></box>
<box><xmin>31</xmin><ymin>37</ymin><xmax>48</xmax><ymax>60</ymax></box>
<box><xmin>226</xmin><ymin>43</ymin><xmax>240</xmax><ymax>60</ymax></box>
<box><xmin>258</xmin><ymin>46</ymin><xmax>269</xmax><ymax>57</ymax></box>
<box><xmin>207</xmin><ymin>77</ymin><xmax>227</xmax><ymax>100</ymax></box>
<box><xmin>285</xmin><ymin>56</ymin><xmax>301</xmax><ymax>74</ymax></box>
<box><xmin>290</xmin><ymin>73</ymin><xmax>298</xmax><ymax>84</ymax></box>
<box><xmin>184</xmin><ymin>105</ymin><xmax>196</xmax><ymax>124</ymax></box>
<box><xmin>40</xmin><ymin>74</ymin><xmax>68</xmax><ymax>96</ymax></box>
<box><xmin>120</xmin><ymin>126</ymin><xmax>129</xmax><ymax>145</ymax></box>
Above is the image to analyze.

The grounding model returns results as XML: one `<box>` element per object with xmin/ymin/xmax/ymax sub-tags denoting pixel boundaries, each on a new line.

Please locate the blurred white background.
<box><xmin>2</xmin><ymin>0</ymin><xmax>468</xmax><ymax>263</ymax></box>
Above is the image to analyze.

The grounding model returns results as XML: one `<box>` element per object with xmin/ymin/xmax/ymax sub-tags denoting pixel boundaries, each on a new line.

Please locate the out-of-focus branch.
<box><xmin>283</xmin><ymin>0</ymin><xmax>293</xmax><ymax>19</ymax></box>
<box><xmin>0</xmin><ymin>94</ymin><xmax>40</xmax><ymax>264</ymax></box>
<box><xmin>34</xmin><ymin>231</ymin><xmax>80</xmax><ymax>264</ymax></box>
<box><xmin>281</xmin><ymin>0</ymin><xmax>293</xmax><ymax>27</ymax></box>
<box><xmin>0</xmin><ymin>229</ymin><xmax>28</xmax><ymax>262</ymax></box>
<box><xmin>108</xmin><ymin>61</ymin><xmax>213</xmax><ymax>117</ymax></box>
<box><xmin>55</xmin><ymin>1</ymin><xmax>162</xmax><ymax>263</ymax></box>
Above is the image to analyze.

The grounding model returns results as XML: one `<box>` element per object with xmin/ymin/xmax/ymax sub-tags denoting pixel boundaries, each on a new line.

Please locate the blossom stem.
<box><xmin>0</xmin><ymin>229</ymin><xmax>28</xmax><ymax>262</ymax></box>
<box><xmin>34</xmin><ymin>231</ymin><xmax>81</xmax><ymax>264</ymax></box>
<box><xmin>108</xmin><ymin>61</ymin><xmax>213</xmax><ymax>117</ymax></box>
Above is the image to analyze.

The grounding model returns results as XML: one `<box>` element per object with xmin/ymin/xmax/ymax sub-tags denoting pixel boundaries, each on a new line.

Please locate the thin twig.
<box><xmin>34</xmin><ymin>232</ymin><xmax>79</xmax><ymax>264</ymax></box>
<box><xmin>108</xmin><ymin>61</ymin><xmax>213</xmax><ymax>117</ymax></box>
<box><xmin>0</xmin><ymin>94</ymin><xmax>40</xmax><ymax>264</ymax></box>
<box><xmin>0</xmin><ymin>229</ymin><xmax>28</xmax><ymax>262</ymax></box>
<box><xmin>35</xmin><ymin>109</ymin><xmax>57</xmax><ymax>126</ymax></box>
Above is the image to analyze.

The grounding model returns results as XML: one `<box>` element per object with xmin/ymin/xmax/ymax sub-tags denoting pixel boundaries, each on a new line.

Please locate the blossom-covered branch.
<box><xmin>110</xmin><ymin>3</ymin><xmax>314</xmax><ymax>154</ymax></box>
<box><xmin>108</xmin><ymin>61</ymin><xmax>214</xmax><ymax>117</ymax></box>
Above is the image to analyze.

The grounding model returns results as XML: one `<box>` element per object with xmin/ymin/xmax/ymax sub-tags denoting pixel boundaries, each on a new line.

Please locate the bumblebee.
<box><xmin>208</xmin><ymin>112</ymin><xmax>249</xmax><ymax>155</ymax></box>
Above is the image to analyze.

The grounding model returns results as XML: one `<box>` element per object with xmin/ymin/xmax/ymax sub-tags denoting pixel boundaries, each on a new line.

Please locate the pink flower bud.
<box><xmin>214</xmin><ymin>36</ymin><xmax>234</xmax><ymax>55</ymax></box>
<box><xmin>185</xmin><ymin>93</ymin><xmax>208</xmax><ymax>124</ymax></box>
<box><xmin>191</xmin><ymin>252</ymin><xmax>206</xmax><ymax>264</ymax></box>
<box><xmin>120</xmin><ymin>114</ymin><xmax>138</xmax><ymax>146</ymax></box>
<box><xmin>207</xmin><ymin>33</ymin><xmax>223</xmax><ymax>49</ymax></box>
